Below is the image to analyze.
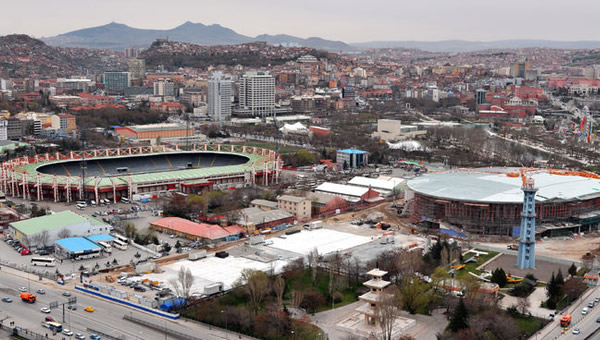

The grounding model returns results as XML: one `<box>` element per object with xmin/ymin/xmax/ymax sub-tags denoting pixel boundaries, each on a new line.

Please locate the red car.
<box><xmin>20</xmin><ymin>249</ymin><xmax>30</xmax><ymax>255</ymax></box>
<box><xmin>45</xmin><ymin>316</ymin><xmax>54</xmax><ymax>322</ymax></box>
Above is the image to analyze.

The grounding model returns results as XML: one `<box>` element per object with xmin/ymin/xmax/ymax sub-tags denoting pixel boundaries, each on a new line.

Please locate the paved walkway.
<box><xmin>499</xmin><ymin>287</ymin><xmax>554</xmax><ymax>319</ymax></box>
<box><xmin>311</xmin><ymin>301</ymin><xmax>448</xmax><ymax>340</ymax></box>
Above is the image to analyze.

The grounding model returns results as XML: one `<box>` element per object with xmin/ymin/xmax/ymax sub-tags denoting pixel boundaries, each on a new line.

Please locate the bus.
<box><xmin>114</xmin><ymin>234</ymin><xmax>128</xmax><ymax>244</ymax></box>
<box><xmin>98</xmin><ymin>241</ymin><xmax>112</xmax><ymax>254</ymax></box>
<box><xmin>31</xmin><ymin>257</ymin><xmax>56</xmax><ymax>267</ymax></box>
<box><xmin>113</xmin><ymin>239</ymin><xmax>127</xmax><ymax>251</ymax></box>
<box><xmin>43</xmin><ymin>321</ymin><xmax>63</xmax><ymax>332</ymax></box>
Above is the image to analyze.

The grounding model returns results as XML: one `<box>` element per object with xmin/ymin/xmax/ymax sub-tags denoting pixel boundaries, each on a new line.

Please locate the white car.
<box><xmin>573</xmin><ymin>328</ymin><xmax>581</xmax><ymax>334</ymax></box>
<box><xmin>40</xmin><ymin>307</ymin><xmax>51</xmax><ymax>313</ymax></box>
<box><xmin>582</xmin><ymin>307</ymin><xmax>589</xmax><ymax>315</ymax></box>
<box><xmin>18</xmin><ymin>287</ymin><xmax>27</xmax><ymax>292</ymax></box>
<box><xmin>63</xmin><ymin>329</ymin><xmax>73</xmax><ymax>336</ymax></box>
<box><xmin>75</xmin><ymin>334</ymin><xmax>86</xmax><ymax>340</ymax></box>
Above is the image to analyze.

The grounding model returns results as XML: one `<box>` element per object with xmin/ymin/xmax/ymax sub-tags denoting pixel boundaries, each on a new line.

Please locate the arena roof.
<box><xmin>10</xmin><ymin>211</ymin><xmax>88</xmax><ymax>235</ymax></box>
<box><xmin>407</xmin><ymin>168</ymin><xmax>600</xmax><ymax>204</ymax></box>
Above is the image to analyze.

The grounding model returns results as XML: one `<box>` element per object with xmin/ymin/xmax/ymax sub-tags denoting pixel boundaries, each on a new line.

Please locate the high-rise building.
<box><xmin>511</xmin><ymin>61</ymin><xmax>530</xmax><ymax>78</ymax></box>
<box><xmin>208</xmin><ymin>72</ymin><xmax>233</xmax><ymax>122</ymax></box>
<box><xmin>239</xmin><ymin>71</ymin><xmax>275</xmax><ymax>117</ymax></box>
<box><xmin>103</xmin><ymin>72</ymin><xmax>131</xmax><ymax>92</ymax></box>
<box><xmin>125</xmin><ymin>48</ymin><xmax>139</xmax><ymax>59</ymax></box>
<box><xmin>153</xmin><ymin>79</ymin><xmax>175</xmax><ymax>97</ymax></box>
<box><xmin>127</xmin><ymin>59</ymin><xmax>146</xmax><ymax>80</ymax></box>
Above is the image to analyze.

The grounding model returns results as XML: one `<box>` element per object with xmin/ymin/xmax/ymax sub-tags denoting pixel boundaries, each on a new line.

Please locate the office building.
<box><xmin>511</xmin><ymin>61</ymin><xmax>530</xmax><ymax>78</ymax></box>
<box><xmin>337</xmin><ymin>148</ymin><xmax>369</xmax><ymax>168</ymax></box>
<box><xmin>239</xmin><ymin>71</ymin><xmax>275</xmax><ymax>117</ymax></box>
<box><xmin>127</xmin><ymin>59</ymin><xmax>146</xmax><ymax>81</ymax></box>
<box><xmin>103</xmin><ymin>72</ymin><xmax>131</xmax><ymax>92</ymax></box>
<box><xmin>153</xmin><ymin>79</ymin><xmax>176</xmax><ymax>97</ymax></box>
<box><xmin>208</xmin><ymin>72</ymin><xmax>233</xmax><ymax>122</ymax></box>
<box><xmin>476</xmin><ymin>89</ymin><xmax>487</xmax><ymax>105</ymax></box>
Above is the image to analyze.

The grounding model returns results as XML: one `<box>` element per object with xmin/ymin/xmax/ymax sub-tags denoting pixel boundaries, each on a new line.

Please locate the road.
<box><xmin>0</xmin><ymin>266</ymin><xmax>253</xmax><ymax>340</ymax></box>
<box><xmin>535</xmin><ymin>286</ymin><xmax>600</xmax><ymax>339</ymax></box>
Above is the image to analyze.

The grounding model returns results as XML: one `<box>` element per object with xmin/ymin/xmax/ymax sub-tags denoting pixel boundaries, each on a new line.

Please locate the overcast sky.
<box><xmin>2</xmin><ymin>0</ymin><xmax>598</xmax><ymax>42</ymax></box>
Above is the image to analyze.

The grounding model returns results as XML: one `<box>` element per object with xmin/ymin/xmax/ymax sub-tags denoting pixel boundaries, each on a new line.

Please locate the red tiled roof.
<box><xmin>151</xmin><ymin>217</ymin><xmax>238</xmax><ymax>240</ymax></box>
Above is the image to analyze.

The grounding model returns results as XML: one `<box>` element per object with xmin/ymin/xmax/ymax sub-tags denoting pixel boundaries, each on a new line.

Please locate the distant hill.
<box><xmin>351</xmin><ymin>40</ymin><xmax>600</xmax><ymax>52</ymax></box>
<box><xmin>0</xmin><ymin>34</ymin><xmax>125</xmax><ymax>78</ymax></box>
<box><xmin>41</xmin><ymin>22</ymin><xmax>355</xmax><ymax>52</ymax></box>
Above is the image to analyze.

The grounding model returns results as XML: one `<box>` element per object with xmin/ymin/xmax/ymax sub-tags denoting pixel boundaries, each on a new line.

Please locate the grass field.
<box><xmin>455</xmin><ymin>249</ymin><xmax>499</xmax><ymax>279</ymax></box>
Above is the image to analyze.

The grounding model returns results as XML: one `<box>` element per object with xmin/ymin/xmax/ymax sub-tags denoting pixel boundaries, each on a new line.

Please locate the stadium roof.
<box><xmin>122</xmin><ymin>123</ymin><xmax>188</xmax><ymax>132</ymax></box>
<box><xmin>10</xmin><ymin>211</ymin><xmax>88</xmax><ymax>235</ymax></box>
<box><xmin>56</xmin><ymin>237</ymin><xmax>102</xmax><ymax>253</ymax></box>
<box><xmin>407</xmin><ymin>168</ymin><xmax>600</xmax><ymax>204</ymax></box>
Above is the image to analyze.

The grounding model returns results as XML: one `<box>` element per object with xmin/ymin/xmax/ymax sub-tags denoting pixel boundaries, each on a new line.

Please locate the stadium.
<box><xmin>0</xmin><ymin>144</ymin><xmax>281</xmax><ymax>202</ymax></box>
<box><xmin>406</xmin><ymin>168</ymin><xmax>600</xmax><ymax>236</ymax></box>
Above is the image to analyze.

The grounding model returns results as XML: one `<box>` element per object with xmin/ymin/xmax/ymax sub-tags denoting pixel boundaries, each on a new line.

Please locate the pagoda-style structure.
<box><xmin>356</xmin><ymin>268</ymin><xmax>391</xmax><ymax>327</ymax></box>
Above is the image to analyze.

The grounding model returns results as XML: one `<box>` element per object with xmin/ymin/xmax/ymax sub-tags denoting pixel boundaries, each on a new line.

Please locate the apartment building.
<box><xmin>277</xmin><ymin>195</ymin><xmax>311</xmax><ymax>220</ymax></box>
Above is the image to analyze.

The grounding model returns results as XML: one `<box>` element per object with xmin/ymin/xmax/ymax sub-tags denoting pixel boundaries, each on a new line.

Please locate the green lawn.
<box><xmin>513</xmin><ymin>315</ymin><xmax>547</xmax><ymax>336</ymax></box>
<box><xmin>455</xmin><ymin>249</ymin><xmax>499</xmax><ymax>279</ymax></box>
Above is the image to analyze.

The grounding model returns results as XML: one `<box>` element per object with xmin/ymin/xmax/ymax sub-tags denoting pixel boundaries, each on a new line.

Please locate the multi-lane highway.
<box><xmin>0</xmin><ymin>266</ymin><xmax>253</xmax><ymax>339</ymax></box>
<box><xmin>536</xmin><ymin>286</ymin><xmax>600</xmax><ymax>339</ymax></box>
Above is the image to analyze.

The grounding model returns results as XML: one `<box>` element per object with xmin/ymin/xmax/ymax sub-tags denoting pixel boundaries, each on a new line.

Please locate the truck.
<box><xmin>188</xmin><ymin>250</ymin><xmax>207</xmax><ymax>261</ymax></box>
<box><xmin>20</xmin><ymin>292</ymin><xmax>36</xmax><ymax>303</ymax></box>
<box><xmin>204</xmin><ymin>282</ymin><xmax>224</xmax><ymax>296</ymax></box>
<box><xmin>560</xmin><ymin>314</ymin><xmax>572</xmax><ymax>327</ymax></box>
<box><xmin>307</xmin><ymin>220</ymin><xmax>323</xmax><ymax>230</ymax></box>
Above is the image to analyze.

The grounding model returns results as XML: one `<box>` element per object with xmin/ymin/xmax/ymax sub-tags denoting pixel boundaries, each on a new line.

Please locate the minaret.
<box><xmin>517</xmin><ymin>176</ymin><xmax>537</xmax><ymax>269</ymax></box>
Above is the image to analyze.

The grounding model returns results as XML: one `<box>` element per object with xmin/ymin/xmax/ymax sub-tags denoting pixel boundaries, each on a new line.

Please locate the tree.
<box><xmin>237</xmin><ymin>269</ymin><xmax>269</xmax><ymax>315</ymax></box>
<box><xmin>291</xmin><ymin>290</ymin><xmax>304</xmax><ymax>307</ymax></box>
<box><xmin>556</xmin><ymin>268</ymin><xmax>565</xmax><ymax>286</ymax></box>
<box><xmin>399</xmin><ymin>276</ymin><xmax>433</xmax><ymax>314</ymax></box>
<box><xmin>300</xmin><ymin>290</ymin><xmax>325</xmax><ymax>314</ymax></box>
<box><xmin>490</xmin><ymin>268</ymin><xmax>507</xmax><ymax>288</ymax></box>
<box><xmin>273</xmin><ymin>275</ymin><xmax>285</xmax><ymax>306</ymax></box>
<box><xmin>449</xmin><ymin>298</ymin><xmax>469</xmax><ymax>332</ymax></box>
<box><xmin>379</xmin><ymin>286</ymin><xmax>402</xmax><ymax>340</ymax></box>
<box><xmin>295</xmin><ymin>149</ymin><xmax>315</xmax><ymax>166</ymax></box>
<box><xmin>124</xmin><ymin>223</ymin><xmax>137</xmax><ymax>239</ymax></box>
<box><xmin>307</xmin><ymin>248</ymin><xmax>320</xmax><ymax>286</ymax></box>
<box><xmin>516</xmin><ymin>297</ymin><xmax>530</xmax><ymax>315</ymax></box>
<box><xmin>168</xmin><ymin>266</ymin><xmax>194</xmax><ymax>303</ymax></box>
<box><xmin>569</xmin><ymin>263</ymin><xmax>578</xmax><ymax>276</ymax></box>
<box><xmin>57</xmin><ymin>228</ymin><xmax>71</xmax><ymax>239</ymax></box>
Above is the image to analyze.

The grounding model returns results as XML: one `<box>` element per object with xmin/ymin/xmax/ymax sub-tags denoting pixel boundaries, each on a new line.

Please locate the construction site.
<box><xmin>405</xmin><ymin>168</ymin><xmax>600</xmax><ymax>236</ymax></box>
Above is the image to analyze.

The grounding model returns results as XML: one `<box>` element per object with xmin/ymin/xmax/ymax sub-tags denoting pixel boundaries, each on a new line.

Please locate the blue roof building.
<box><xmin>337</xmin><ymin>148</ymin><xmax>368</xmax><ymax>168</ymax></box>
<box><xmin>55</xmin><ymin>237</ymin><xmax>102</xmax><ymax>259</ymax></box>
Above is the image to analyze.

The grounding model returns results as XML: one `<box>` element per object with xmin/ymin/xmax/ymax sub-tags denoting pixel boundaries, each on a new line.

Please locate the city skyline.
<box><xmin>2</xmin><ymin>0</ymin><xmax>600</xmax><ymax>43</ymax></box>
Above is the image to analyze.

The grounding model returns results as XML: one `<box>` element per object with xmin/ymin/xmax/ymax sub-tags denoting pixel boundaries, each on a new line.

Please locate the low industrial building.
<box><xmin>149</xmin><ymin>217</ymin><xmax>244</xmax><ymax>243</ymax></box>
<box><xmin>336</xmin><ymin>149</ymin><xmax>368</xmax><ymax>168</ymax></box>
<box><xmin>238</xmin><ymin>207</ymin><xmax>294</xmax><ymax>231</ymax></box>
<box><xmin>0</xmin><ymin>207</ymin><xmax>27</xmax><ymax>229</ymax></box>
<box><xmin>307</xmin><ymin>192</ymin><xmax>350</xmax><ymax>216</ymax></box>
<box><xmin>347</xmin><ymin>176</ymin><xmax>405</xmax><ymax>196</ymax></box>
<box><xmin>9</xmin><ymin>211</ymin><xmax>112</xmax><ymax>249</ymax></box>
<box><xmin>315</xmin><ymin>183</ymin><xmax>381</xmax><ymax>203</ymax></box>
<box><xmin>86</xmin><ymin>234</ymin><xmax>115</xmax><ymax>244</ymax></box>
<box><xmin>55</xmin><ymin>237</ymin><xmax>103</xmax><ymax>260</ymax></box>
<box><xmin>371</xmin><ymin>119</ymin><xmax>427</xmax><ymax>141</ymax></box>
<box><xmin>277</xmin><ymin>195</ymin><xmax>311</xmax><ymax>219</ymax></box>
<box><xmin>250</xmin><ymin>199</ymin><xmax>279</xmax><ymax>211</ymax></box>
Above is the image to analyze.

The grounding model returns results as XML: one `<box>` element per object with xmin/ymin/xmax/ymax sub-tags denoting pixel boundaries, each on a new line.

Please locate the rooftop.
<box><xmin>86</xmin><ymin>234</ymin><xmax>115</xmax><ymax>242</ymax></box>
<box><xmin>250</xmin><ymin>199</ymin><xmax>278</xmax><ymax>208</ymax></box>
<box><xmin>239</xmin><ymin>207</ymin><xmax>293</xmax><ymax>226</ymax></box>
<box><xmin>55</xmin><ymin>237</ymin><xmax>102</xmax><ymax>253</ymax></box>
<box><xmin>315</xmin><ymin>182</ymin><xmax>372</xmax><ymax>198</ymax></box>
<box><xmin>338</xmin><ymin>148</ymin><xmax>368</xmax><ymax>154</ymax></box>
<box><xmin>150</xmin><ymin>217</ymin><xmax>238</xmax><ymax>241</ymax></box>
<box><xmin>11</xmin><ymin>211</ymin><xmax>90</xmax><ymax>235</ymax></box>
<box><xmin>277</xmin><ymin>195</ymin><xmax>308</xmax><ymax>203</ymax></box>
<box><xmin>407</xmin><ymin>168</ymin><xmax>600</xmax><ymax>204</ymax></box>
<box><xmin>348</xmin><ymin>176</ymin><xmax>405</xmax><ymax>192</ymax></box>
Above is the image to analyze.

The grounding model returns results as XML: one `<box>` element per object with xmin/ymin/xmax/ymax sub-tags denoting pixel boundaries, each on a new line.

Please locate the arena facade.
<box><xmin>406</xmin><ymin>168</ymin><xmax>600</xmax><ymax>236</ymax></box>
<box><xmin>1</xmin><ymin>144</ymin><xmax>281</xmax><ymax>202</ymax></box>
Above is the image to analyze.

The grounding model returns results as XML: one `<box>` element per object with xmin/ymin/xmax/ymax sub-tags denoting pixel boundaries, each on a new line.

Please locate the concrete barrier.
<box><xmin>75</xmin><ymin>285</ymin><xmax>180</xmax><ymax>320</ymax></box>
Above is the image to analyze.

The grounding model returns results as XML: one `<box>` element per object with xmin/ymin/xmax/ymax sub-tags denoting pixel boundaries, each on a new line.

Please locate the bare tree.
<box><xmin>379</xmin><ymin>286</ymin><xmax>402</xmax><ymax>340</ymax></box>
<box><xmin>57</xmin><ymin>228</ymin><xmax>71</xmax><ymax>240</ymax></box>
<box><xmin>273</xmin><ymin>275</ymin><xmax>285</xmax><ymax>306</ymax></box>
<box><xmin>291</xmin><ymin>290</ymin><xmax>304</xmax><ymax>307</ymax></box>
<box><xmin>516</xmin><ymin>297</ymin><xmax>530</xmax><ymax>315</ymax></box>
<box><xmin>168</xmin><ymin>266</ymin><xmax>194</xmax><ymax>303</ymax></box>
<box><xmin>307</xmin><ymin>248</ymin><xmax>320</xmax><ymax>286</ymax></box>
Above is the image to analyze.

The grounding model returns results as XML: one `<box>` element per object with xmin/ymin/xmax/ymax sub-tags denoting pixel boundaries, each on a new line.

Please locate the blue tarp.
<box><xmin>440</xmin><ymin>228</ymin><xmax>466</xmax><ymax>239</ymax></box>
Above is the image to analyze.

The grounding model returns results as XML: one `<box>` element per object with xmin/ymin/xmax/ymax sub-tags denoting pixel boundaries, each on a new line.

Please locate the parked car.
<box><xmin>134</xmin><ymin>286</ymin><xmax>146</xmax><ymax>292</ymax></box>
<box><xmin>582</xmin><ymin>307</ymin><xmax>589</xmax><ymax>315</ymax></box>
<box><xmin>2</xmin><ymin>297</ymin><xmax>12</xmax><ymax>303</ymax></box>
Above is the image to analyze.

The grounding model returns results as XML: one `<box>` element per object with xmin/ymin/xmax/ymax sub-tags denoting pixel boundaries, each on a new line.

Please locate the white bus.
<box><xmin>113</xmin><ymin>239</ymin><xmax>127</xmax><ymax>251</ymax></box>
<box><xmin>31</xmin><ymin>257</ymin><xmax>56</xmax><ymax>267</ymax></box>
<box><xmin>114</xmin><ymin>234</ymin><xmax>128</xmax><ymax>244</ymax></box>
<box><xmin>98</xmin><ymin>241</ymin><xmax>112</xmax><ymax>254</ymax></box>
